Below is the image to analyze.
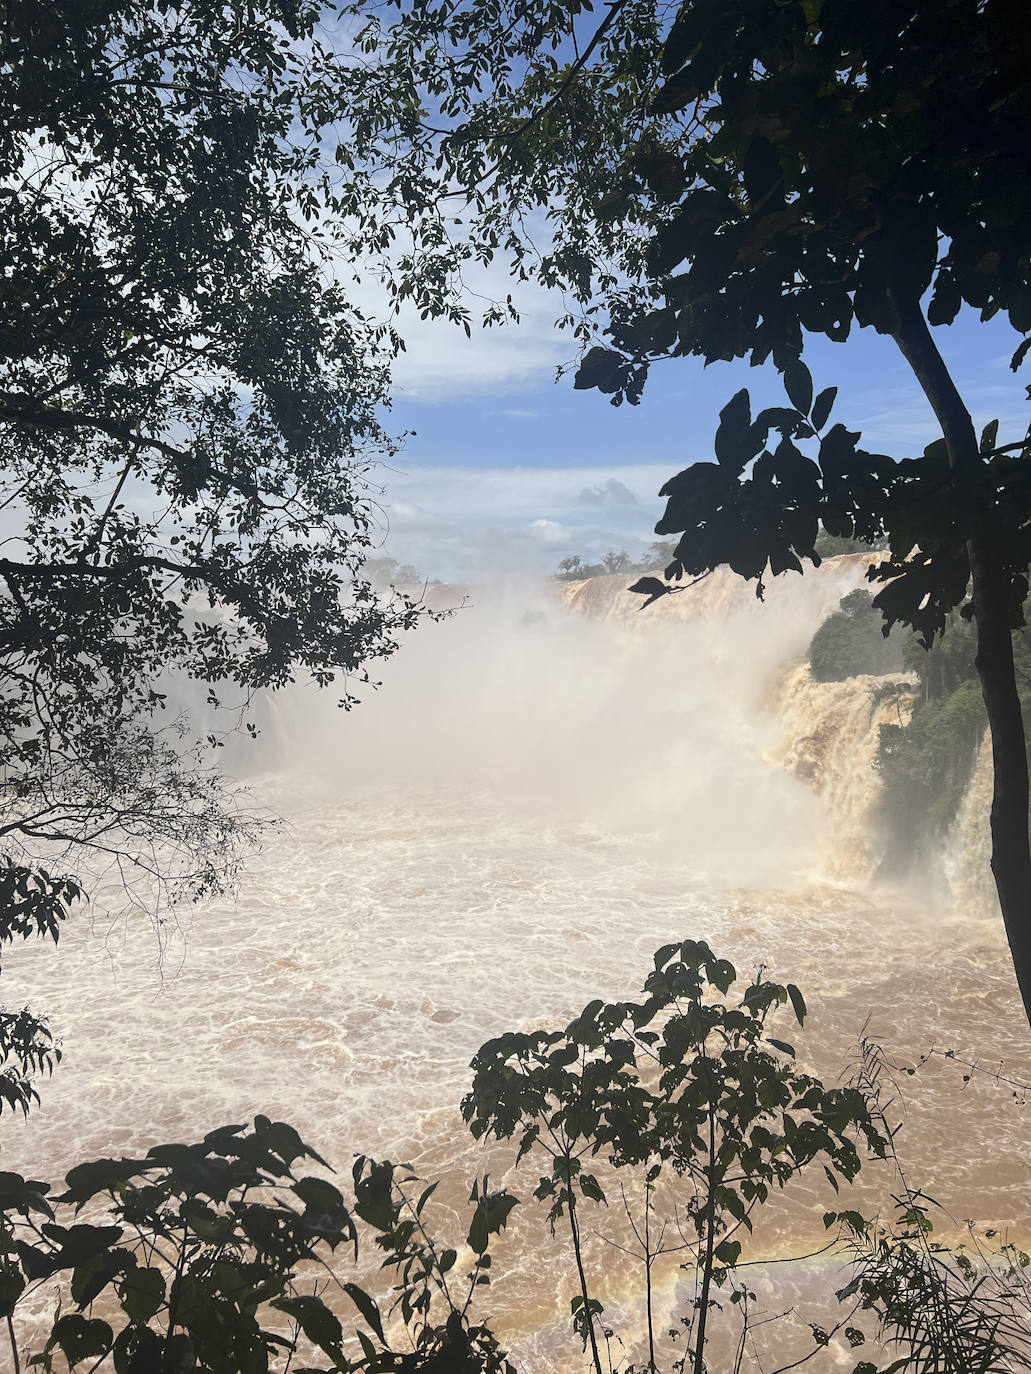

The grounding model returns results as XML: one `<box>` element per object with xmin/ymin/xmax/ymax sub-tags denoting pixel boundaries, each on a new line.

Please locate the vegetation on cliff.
<box><xmin>805</xmin><ymin>589</ymin><xmax>1031</xmax><ymax>872</ymax></box>
<box><xmin>875</xmin><ymin>622</ymin><xmax>1031</xmax><ymax>873</ymax></box>
<box><xmin>808</xmin><ymin>590</ymin><xmax>904</xmax><ymax>684</ymax></box>
<box><xmin>553</xmin><ymin>542</ymin><xmax>680</xmax><ymax>582</ymax></box>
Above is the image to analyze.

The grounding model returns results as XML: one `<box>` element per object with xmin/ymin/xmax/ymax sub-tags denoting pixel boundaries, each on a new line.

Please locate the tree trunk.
<box><xmin>888</xmin><ymin>291</ymin><xmax>1031</xmax><ymax>1030</ymax></box>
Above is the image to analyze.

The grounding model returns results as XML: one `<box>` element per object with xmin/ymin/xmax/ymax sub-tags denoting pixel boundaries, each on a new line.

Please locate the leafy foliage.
<box><xmin>463</xmin><ymin>938</ymin><xmax>887</xmax><ymax>1374</ymax></box>
<box><xmin>1</xmin><ymin>0</ymin><xmax>422</xmax><ymax>908</ymax></box>
<box><xmin>627</xmin><ymin>379</ymin><xmax>1027</xmax><ymax>653</ymax></box>
<box><xmin>840</xmin><ymin>1035</ymin><xmax>1031</xmax><ymax>1374</ymax></box>
<box><xmin>2</xmin><ymin>0</ymin><xmax>437</xmax><ymax>1117</ymax></box>
<box><xmin>846</xmin><ymin>1215</ymin><xmax>1031</xmax><ymax>1374</ymax></box>
<box><xmin>0</xmin><ymin>860</ymin><xmax>80</xmax><ymax>1116</ymax></box>
<box><xmin>1</xmin><ymin>1117</ymin><xmax>517</xmax><ymax>1373</ymax></box>
<box><xmin>338</xmin><ymin>0</ymin><xmax>1031</xmax><ymax>1024</ymax></box>
<box><xmin>339</xmin><ymin>0</ymin><xmax>1031</xmax><ymax>647</ymax></box>
<box><xmin>2</xmin><ymin>959</ymin><xmax>1023</xmax><ymax>1374</ymax></box>
<box><xmin>554</xmin><ymin>542</ymin><xmax>680</xmax><ymax>582</ymax></box>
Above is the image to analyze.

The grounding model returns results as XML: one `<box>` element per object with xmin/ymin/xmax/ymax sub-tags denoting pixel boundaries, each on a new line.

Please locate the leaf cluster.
<box><xmin>337</xmin><ymin>0</ymin><xmax>1031</xmax><ymax>374</ymax></box>
<box><xmin>0</xmin><ymin>1118</ymin><xmax>517</xmax><ymax>1374</ymax></box>
<box><xmin>0</xmin><ymin>859</ymin><xmax>81</xmax><ymax>1116</ymax></box>
<box><xmin>463</xmin><ymin>938</ymin><xmax>885</xmax><ymax>1268</ymax></box>
<box><xmin>1</xmin><ymin>0</ymin><xmax>426</xmax><ymax>911</ymax></box>
<box><xmin>629</xmin><ymin>373</ymin><xmax>1031</xmax><ymax>649</ymax></box>
<box><xmin>841</xmin><ymin>1198</ymin><xmax>1031</xmax><ymax>1374</ymax></box>
<box><xmin>336</xmin><ymin>0</ymin><xmax>1031</xmax><ymax>654</ymax></box>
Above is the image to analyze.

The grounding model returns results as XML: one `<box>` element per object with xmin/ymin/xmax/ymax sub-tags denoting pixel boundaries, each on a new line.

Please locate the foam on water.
<box><xmin>3</xmin><ymin>567</ymin><xmax>1028</xmax><ymax>1370</ymax></box>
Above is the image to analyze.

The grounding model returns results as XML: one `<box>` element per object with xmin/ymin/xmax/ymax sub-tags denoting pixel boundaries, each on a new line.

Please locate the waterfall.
<box><xmin>559</xmin><ymin>557</ymin><xmax>997</xmax><ymax>904</ymax></box>
<box><xmin>768</xmin><ymin>664</ymin><xmax>913</xmax><ymax>880</ymax></box>
<box><xmin>559</xmin><ymin>558</ymin><xmax>902</xmax><ymax>882</ymax></box>
<box><xmin>945</xmin><ymin>730</ymin><xmax>997</xmax><ymax>916</ymax></box>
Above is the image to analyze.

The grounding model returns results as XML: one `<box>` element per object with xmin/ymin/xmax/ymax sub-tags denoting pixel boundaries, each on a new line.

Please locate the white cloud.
<box><xmin>349</xmin><ymin>256</ymin><xmax>576</xmax><ymax>403</ymax></box>
<box><xmin>529</xmin><ymin>517</ymin><xmax>569</xmax><ymax>545</ymax></box>
<box><xmin>367</xmin><ymin>462</ymin><xmax>672</xmax><ymax>583</ymax></box>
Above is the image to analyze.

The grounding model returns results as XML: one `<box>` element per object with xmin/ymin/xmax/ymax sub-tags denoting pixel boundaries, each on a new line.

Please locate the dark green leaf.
<box><xmin>574</xmin><ymin>347</ymin><xmax>625</xmax><ymax>393</ymax></box>
<box><xmin>118</xmin><ymin>1266</ymin><xmax>165</xmax><ymax>1324</ymax></box>
<box><xmin>467</xmin><ymin>1204</ymin><xmax>489</xmax><ymax>1255</ymax></box>
<box><xmin>274</xmin><ymin>1293</ymin><xmax>346</xmax><ymax>1352</ymax></box>
<box><xmin>628</xmin><ymin>576</ymin><xmax>669</xmax><ymax>608</ymax></box>
<box><xmin>415</xmin><ymin>1180</ymin><xmax>438</xmax><ymax>1215</ymax></box>
<box><xmin>714</xmin><ymin>389</ymin><xmax>759</xmax><ymax>471</ymax></box>
<box><xmin>706</xmin><ymin>957</ymin><xmax>736</xmax><ymax>993</ymax></box>
<box><xmin>787</xmin><ymin>984</ymin><xmax>807</xmax><ymax>1027</ymax></box>
<box><xmin>811</xmin><ymin>386</ymin><xmax>837</xmax><ymax>431</ymax></box>
<box><xmin>112</xmin><ymin>1323</ymin><xmax>163</xmax><ymax>1374</ymax></box>
<box><xmin>783</xmin><ymin>360</ymin><xmax>813</xmax><ymax>417</ymax></box>
<box><xmin>49</xmin><ymin>1313</ymin><xmax>113</xmax><ymax>1366</ymax></box>
<box><xmin>343</xmin><ymin>1283</ymin><xmax>385</xmax><ymax>1343</ymax></box>
<box><xmin>579</xmin><ymin>1174</ymin><xmax>606</xmax><ymax>1204</ymax></box>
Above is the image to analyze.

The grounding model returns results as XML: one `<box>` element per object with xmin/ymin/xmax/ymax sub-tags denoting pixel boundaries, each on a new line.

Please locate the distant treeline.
<box><xmin>365</xmin><ymin>555</ymin><xmax>443</xmax><ymax>588</ymax></box>
<box><xmin>553</xmin><ymin>541</ymin><xmax>681</xmax><ymax>580</ymax></box>
<box><xmin>557</xmin><ymin>529</ymin><xmax>888</xmax><ymax>583</ymax></box>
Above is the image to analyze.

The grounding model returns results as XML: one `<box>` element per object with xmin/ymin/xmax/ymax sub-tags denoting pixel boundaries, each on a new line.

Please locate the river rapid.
<box><xmin>3</xmin><ymin>562</ymin><xmax>1029</xmax><ymax>1370</ymax></box>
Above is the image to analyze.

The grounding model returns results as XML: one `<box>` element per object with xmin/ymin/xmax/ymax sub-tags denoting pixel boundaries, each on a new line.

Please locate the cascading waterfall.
<box><xmin>560</xmin><ymin>560</ymin><xmax>903</xmax><ymax>885</ymax></box>
<box><xmin>945</xmin><ymin>729</ymin><xmax>997</xmax><ymax>916</ymax></box>
<box><xmin>768</xmin><ymin>663</ymin><xmax>912</xmax><ymax>880</ymax></box>
<box><xmin>560</xmin><ymin>558</ymin><xmax>999</xmax><ymax>908</ymax></box>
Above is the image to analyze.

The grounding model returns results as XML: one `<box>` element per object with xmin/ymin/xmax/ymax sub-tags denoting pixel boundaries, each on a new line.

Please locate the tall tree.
<box><xmin>0</xmin><ymin>0</ymin><xmax>420</xmax><ymax>1103</ymax></box>
<box><xmin>344</xmin><ymin>0</ymin><xmax>1031</xmax><ymax>1024</ymax></box>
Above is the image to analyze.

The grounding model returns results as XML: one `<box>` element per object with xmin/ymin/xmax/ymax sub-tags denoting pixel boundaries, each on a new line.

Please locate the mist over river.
<box><xmin>5</xmin><ymin>563</ymin><xmax>1030</xmax><ymax>1369</ymax></box>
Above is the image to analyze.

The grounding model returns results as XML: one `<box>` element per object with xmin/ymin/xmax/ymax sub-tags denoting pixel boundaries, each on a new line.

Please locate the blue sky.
<box><xmin>367</xmin><ymin>270</ymin><xmax>1029</xmax><ymax>583</ymax></box>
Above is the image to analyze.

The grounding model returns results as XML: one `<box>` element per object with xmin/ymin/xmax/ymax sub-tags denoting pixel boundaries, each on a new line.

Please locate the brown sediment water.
<box><xmin>2</xmin><ymin>562</ymin><xmax>1026</xmax><ymax>1370</ymax></box>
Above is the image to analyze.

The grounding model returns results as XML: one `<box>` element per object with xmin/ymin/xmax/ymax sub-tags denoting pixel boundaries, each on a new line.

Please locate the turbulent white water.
<box><xmin>3</xmin><ymin>561</ymin><xmax>1029</xmax><ymax>1369</ymax></box>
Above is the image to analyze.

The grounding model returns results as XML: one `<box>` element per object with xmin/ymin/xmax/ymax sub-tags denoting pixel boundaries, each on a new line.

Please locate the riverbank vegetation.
<box><xmin>553</xmin><ymin>543</ymin><xmax>681</xmax><ymax>582</ymax></box>
<box><xmin>4</xmin><ymin>942</ymin><xmax>1028</xmax><ymax>1373</ymax></box>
